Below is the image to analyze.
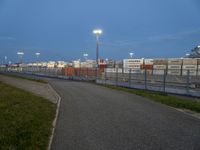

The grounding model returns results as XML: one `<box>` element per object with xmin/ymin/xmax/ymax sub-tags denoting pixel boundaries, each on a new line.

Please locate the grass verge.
<box><xmin>0</xmin><ymin>72</ymin><xmax>47</xmax><ymax>83</ymax></box>
<box><xmin>103</xmin><ymin>85</ymin><xmax>200</xmax><ymax>113</ymax></box>
<box><xmin>0</xmin><ymin>81</ymin><xmax>56</xmax><ymax>149</ymax></box>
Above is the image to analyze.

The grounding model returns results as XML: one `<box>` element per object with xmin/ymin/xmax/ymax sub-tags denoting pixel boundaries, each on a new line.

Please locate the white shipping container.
<box><xmin>182</xmin><ymin>58</ymin><xmax>197</xmax><ymax>65</ymax></box>
<box><xmin>168</xmin><ymin>59</ymin><xmax>182</xmax><ymax>65</ymax></box>
<box><xmin>153</xmin><ymin>70</ymin><xmax>165</xmax><ymax>75</ymax></box>
<box><xmin>168</xmin><ymin>65</ymin><xmax>181</xmax><ymax>70</ymax></box>
<box><xmin>167</xmin><ymin>70</ymin><xmax>181</xmax><ymax>75</ymax></box>
<box><xmin>106</xmin><ymin>68</ymin><xmax>122</xmax><ymax>73</ymax></box>
<box><xmin>123</xmin><ymin>68</ymin><xmax>141</xmax><ymax>74</ymax></box>
<box><xmin>153</xmin><ymin>65</ymin><xmax>167</xmax><ymax>69</ymax></box>
<box><xmin>144</xmin><ymin>59</ymin><xmax>154</xmax><ymax>65</ymax></box>
<box><xmin>182</xmin><ymin>65</ymin><xmax>197</xmax><ymax>70</ymax></box>
<box><xmin>182</xmin><ymin>70</ymin><xmax>197</xmax><ymax>76</ymax></box>
<box><xmin>123</xmin><ymin>59</ymin><xmax>143</xmax><ymax>64</ymax></box>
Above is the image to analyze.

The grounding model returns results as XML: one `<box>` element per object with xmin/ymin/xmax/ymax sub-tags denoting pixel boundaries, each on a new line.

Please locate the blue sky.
<box><xmin>0</xmin><ymin>0</ymin><xmax>200</xmax><ymax>63</ymax></box>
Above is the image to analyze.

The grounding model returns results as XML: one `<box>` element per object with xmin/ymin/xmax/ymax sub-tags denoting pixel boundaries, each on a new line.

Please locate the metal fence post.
<box><xmin>105</xmin><ymin>68</ymin><xmax>107</xmax><ymax>85</ymax></box>
<box><xmin>145</xmin><ymin>68</ymin><xmax>147</xmax><ymax>90</ymax></box>
<box><xmin>116</xmin><ymin>67</ymin><xmax>118</xmax><ymax>86</ymax></box>
<box><xmin>86</xmin><ymin>68</ymin><xmax>88</xmax><ymax>80</ymax></box>
<box><xmin>186</xmin><ymin>70</ymin><xmax>190</xmax><ymax>95</ymax></box>
<box><xmin>163</xmin><ymin>69</ymin><xmax>166</xmax><ymax>92</ymax></box>
<box><xmin>129</xmin><ymin>69</ymin><xmax>131</xmax><ymax>87</ymax></box>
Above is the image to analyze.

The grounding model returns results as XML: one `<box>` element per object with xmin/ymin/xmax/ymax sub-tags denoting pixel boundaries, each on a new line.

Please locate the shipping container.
<box><xmin>141</xmin><ymin>64</ymin><xmax>153</xmax><ymax>70</ymax></box>
<box><xmin>144</xmin><ymin>59</ymin><xmax>154</xmax><ymax>65</ymax></box>
<box><xmin>167</xmin><ymin>70</ymin><xmax>181</xmax><ymax>75</ymax></box>
<box><xmin>182</xmin><ymin>70</ymin><xmax>197</xmax><ymax>76</ymax></box>
<box><xmin>105</xmin><ymin>68</ymin><xmax>123</xmax><ymax>73</ymax></box>
<box><xmin>62</xmin><ymin>67</ymin><xmax>75</xmax><ymax>76</ymax></box>
<box><xmin>168</xmin><ymin>59</ymin><xmax>182</xmax><ymax>65</ymax></box>
<box><xmin>182</xmin><ymin>58</ymin><xmax>197</xmax><ymax>65</ymax></box>
<box><xmin>153</xmin><ymin>65</ymin><xmax>167</xmax><ymax>69</ymax></box>
<box><xmin>182</xmin><ymin>65</ymin><xmax>197</xmax><ymax>70</ymax></box>
<box><xmin>141</xmin><ymin>69</ymin><xmax>153</xmax><ymax>75</ymax></box>
<box><xmin>123</xmin><ymin>68</ymin><xmax>141</xmax><ymax>74</ymax></box>
<box><xmin>168</xmin><ymin>65</ymin><xmax>181</xmax><ymax>70</ymax></box>
<box><xmin>153</xmin><ymin>59</ymin><xmax>168</xmax><ymax>65</ymax></box>
<box><xmin>153</xmin><ymin>70</ymin><xmax>165</xmax><ymax>75</ymax></box>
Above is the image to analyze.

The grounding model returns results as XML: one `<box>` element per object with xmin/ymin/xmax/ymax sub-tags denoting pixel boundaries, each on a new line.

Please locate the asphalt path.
<box><xmin>49</xmin><ymin>79</ymin><xmax>200</xmax><ymax>150</ymax></box>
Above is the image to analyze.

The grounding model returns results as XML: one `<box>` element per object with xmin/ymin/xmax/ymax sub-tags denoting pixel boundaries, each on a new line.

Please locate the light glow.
<box><xmin>93</xmin><ymin>29</ymin><xmax>102</xmax><ymax>35</ymax></box>
<box><xmin>35</xmin><ymin>52</ymin><xmax>41</xmax><ymax>56</ymax></box>
<box><xmin>17</xmin><ymin>52</ymin><xmax>24</xmax><ymax>55</ymax></box>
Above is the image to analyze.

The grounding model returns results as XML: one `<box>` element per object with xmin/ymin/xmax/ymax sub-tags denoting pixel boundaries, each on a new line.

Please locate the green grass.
<box><xmin>103</xmin><ymin>85</ymin><xmax>200</xmax><ymax>113</ymax></box>
<box><xmin>0</xmin><ymin>81</ymin><xmax>56</xmax><ymax>150</ymax></box>
<box><xmin>0</xmin><ymin>72</ymin><xmax>47</xmax><ymax>83</ymax></box>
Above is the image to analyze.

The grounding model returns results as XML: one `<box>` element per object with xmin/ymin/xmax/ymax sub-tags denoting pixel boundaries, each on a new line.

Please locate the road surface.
<box><xmin>49</xmin><ymin>79</ymin><xmax>200</xmax><ymax>150</ymax></box>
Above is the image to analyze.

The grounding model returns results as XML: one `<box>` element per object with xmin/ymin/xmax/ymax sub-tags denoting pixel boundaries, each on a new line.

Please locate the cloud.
<box><xmin>0</xmin><ymin>37</ymin><xmax>15</xmax><ymax>41</ymax></box>
<box><xmin>101</xmin><ymin>28</ymin><xmax>200</xmax><ymax>47</ymax></box>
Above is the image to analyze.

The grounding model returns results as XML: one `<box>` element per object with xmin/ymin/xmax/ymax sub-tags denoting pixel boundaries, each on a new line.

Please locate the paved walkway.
<box><xmin>0</xmin><ymin>75</ymin><xmax>58</xmax><ymax>103</ymax></box>
<box><xmin>50</xmin><ymin>80</ymin><xmax>200</xmax><ymax>150</ymax></box>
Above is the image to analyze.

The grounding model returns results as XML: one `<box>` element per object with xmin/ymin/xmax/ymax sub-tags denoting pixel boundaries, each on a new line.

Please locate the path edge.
<box><xmin>47</xmin><ymin>83</ymin><xmax>61</xmax><ymax>150</ymax></box>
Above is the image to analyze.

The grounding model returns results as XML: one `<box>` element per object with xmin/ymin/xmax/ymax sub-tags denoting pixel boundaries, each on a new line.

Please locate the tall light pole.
<box><xmin>93</xmin><ymin>29</ymin><xmax>102</xmax><ymax>68</ymax></box>
<box><xmin>17</xmin><ymin>51</ymin><xmax>24</xmax><ymax>63</ymax></box>
<box><xmin>35</xmin><ymin>52</ymin><xmax>41</xmax><ymax>68</ymax></box>
<box><xmin>83</xmin><ymin>53</ymin><xmax>88</xmax><ymax>61</ymax></box>
<box><xmin>129</xmin><ymin>52</ymin><xmax>134</xmax><ymax>58</ymax></box>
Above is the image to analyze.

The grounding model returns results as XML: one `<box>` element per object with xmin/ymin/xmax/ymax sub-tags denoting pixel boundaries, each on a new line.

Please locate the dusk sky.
<box><xmin>0</xmin><ymin>0</ymin><xmax>200</xmax><ymax>63</ymax></box>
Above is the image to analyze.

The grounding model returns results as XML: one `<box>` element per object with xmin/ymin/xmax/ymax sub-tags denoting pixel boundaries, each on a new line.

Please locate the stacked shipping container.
<box><xmin>182</xmin><ymin>59</ymin><xmax>197</xmax><ymax>76</ymax></box>
<box><xmin>167</xmin><ymin>59</ymin><xmax>182</xmax><ymax>75</ymax></box>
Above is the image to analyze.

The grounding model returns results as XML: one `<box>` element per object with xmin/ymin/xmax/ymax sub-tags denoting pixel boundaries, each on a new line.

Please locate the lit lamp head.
<box><xmin>185</xmin><ymin>53</ymin><xmax>190</xmax><ymax>57</ymax></box>
<box><xmin>17</xmin><ymin>52</ymin><xmax>24</xmax><ymax>56</ymax></box>
<box><xmin>83</xmin><ymin>53</ymin><xmax>88</xmax><ymax>57</ymax></box>
<box><xmin>93</xmin><ymin>29</ymin><xmax>102</xmax><ymax>36</ymax></box>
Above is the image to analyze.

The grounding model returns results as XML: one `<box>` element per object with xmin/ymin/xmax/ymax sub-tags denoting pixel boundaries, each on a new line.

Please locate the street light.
<box><xmin>17</xmin><ymin>51</ymin><xmax>24</xmax><ymax>63</ymax></box>
<box><xmin>185</xmin><ymin>53</ymin><xmax>190</xmax><ymax>58</ymax></box>
<box><xmin>129</xmin><ymin>52</ymin><xmax>134</xmax><ymax>58</ymax></box>
<box><xmin>35</xmin><ymin>52</ymin><xmax>40</xmax><ymax>58</ymax></box>
<box><xmin>93</xmin><ymin>29</ymin><xmax>102</xmax><ymax>67</ymax></box>
<box><xmin>83</xmin><ymin>53</ymin><xmax>88</xmax><ymax>61</ymax></box>
<box><xmin>35</xmin><ymin>53</ymin><xmax>41</xmax><ymax>68</ymax></box>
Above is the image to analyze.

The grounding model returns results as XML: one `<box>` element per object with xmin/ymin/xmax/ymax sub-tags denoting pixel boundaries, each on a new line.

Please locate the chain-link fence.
<box><xmin>1</xmin><ymin>66</ymin><xmax>200</xmax><ymax>97</ymax></box>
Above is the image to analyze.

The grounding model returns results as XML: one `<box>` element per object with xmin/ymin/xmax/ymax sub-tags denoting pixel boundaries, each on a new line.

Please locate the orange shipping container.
<box><xmin>141</xmin><ymin>64</ymin><xmax>153</xmax><ymax>70</ymax></box>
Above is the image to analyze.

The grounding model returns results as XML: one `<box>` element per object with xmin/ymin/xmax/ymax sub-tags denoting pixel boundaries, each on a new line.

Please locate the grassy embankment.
<box><xmin>103</xmin><ymin>85</ymin><xmax>200</xmax><ymax>113</ymax></box>
<box><xmin>0</xmin><ymin>72</ymin><xmax>47</xmax><ymax>83</ymax></box>
<box><xmin>0</xmin><ymin>81</ymin><xmax>56</xmax><ymax>149</ymax></box>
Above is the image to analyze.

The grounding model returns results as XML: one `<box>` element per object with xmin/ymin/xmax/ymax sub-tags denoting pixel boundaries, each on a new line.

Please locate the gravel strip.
<box><xmin>0</xmin><ymin>75</ymin><xmax>58</xmax><ymax>104</ymax></box>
